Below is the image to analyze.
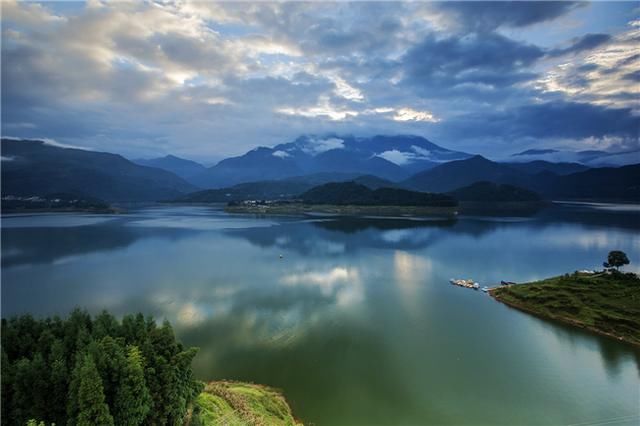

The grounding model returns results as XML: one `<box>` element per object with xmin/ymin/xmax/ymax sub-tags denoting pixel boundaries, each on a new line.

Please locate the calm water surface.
<box><xmin>2</xmin><ymin>204</ymin><xmax>639</xmax><ymax>425</ymax></box>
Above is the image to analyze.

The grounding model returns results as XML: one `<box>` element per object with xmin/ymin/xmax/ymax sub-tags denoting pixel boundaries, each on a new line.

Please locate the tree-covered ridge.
<box><xmin>1</xmin><ymin>310</ymin><xmax>203</xmax><ymax>426</ymax></box>
<box><xmin>300</xmin><ymin>182</ymin><xmax>457</xmax><ymax>207</ymax></box>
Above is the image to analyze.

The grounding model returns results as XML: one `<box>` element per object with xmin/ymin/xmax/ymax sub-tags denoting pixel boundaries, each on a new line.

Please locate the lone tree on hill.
<box><xmin>603</xmin><ymin>250</ymin><xmax>630</xmax><ymax>271</ymax></box>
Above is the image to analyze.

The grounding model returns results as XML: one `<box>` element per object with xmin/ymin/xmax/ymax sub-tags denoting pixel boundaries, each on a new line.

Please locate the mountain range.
<box><xmin>2</xmin><ymin>136</ymin><xmax>639</xmax><ymax>204</ymax></box>
<box><xmin>133</xmin><ymin>155</ymin><xmax>207</xmax><ymax>180</ymax></box>
<box><xmin>1</xmin><ymin>139</ymin><xmax>195</xmax><ymax>202</ymax></box>
<box><xmin>187</xmin><ymin>135</ymin><xmax>472</xmax><ymax>188</ymax></box>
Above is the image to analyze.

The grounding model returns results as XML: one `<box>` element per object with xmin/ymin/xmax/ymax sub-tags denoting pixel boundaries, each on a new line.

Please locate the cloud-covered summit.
<box><xmin>2</xmin><ymin>1</ymin><xmax>638</xmax><ymax>161</ymax></box>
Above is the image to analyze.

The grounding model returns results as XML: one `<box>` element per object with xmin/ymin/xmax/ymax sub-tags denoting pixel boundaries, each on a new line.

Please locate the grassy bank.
<box><xmin>191</xmin><ymin>381</ymin><xmax>302</xmax><ymax>426</ymax></box>
<box><xmin>491</xmin><ymin>272</ymin><xmax>640</xmax><ymax>346</ymax></box>
<box><xmin>225</xmin><ymin>203</ymin><xmax>457</xmax><ymax>217</ymax></box>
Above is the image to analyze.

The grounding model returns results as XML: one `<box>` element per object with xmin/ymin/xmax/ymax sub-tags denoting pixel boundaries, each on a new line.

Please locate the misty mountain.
<box><xmin>133</xmin><ymin>155</ymin><xmax>206</xmax><ymax>181</ymax></box>
<box><xmin>191</xmin><ymin>134</ymin><xmax>472</xmax><ymax>188</ymax></box>
<box><xmin>404</xmin><ymin>155</ymin><xmax>524</xmax><ymax>192</ymax></box>
<box><xmin>405</xmin><ymin>154</ymin><xmax>640</xmax><ymax>200</ymax></box>
<box><xmin>1</xmin><ymin>139</ymin><xmax>196</xmax><ymax>202</ymax></box>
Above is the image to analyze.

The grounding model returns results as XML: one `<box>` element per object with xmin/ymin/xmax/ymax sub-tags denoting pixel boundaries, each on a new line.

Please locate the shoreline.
<box><xmin>490</xmin><ymin>289</ymin><xmax>638</xmax><ymax>347</ymax></box>
<box><xmin>224</xmin><ymin>203</ymin><xmax>458</xmax><ymax>218</ymax></box>
<box><xmin>489</xmin><ymin>276</ymin><xmax>640</xmax><ymax>348</ymax></box>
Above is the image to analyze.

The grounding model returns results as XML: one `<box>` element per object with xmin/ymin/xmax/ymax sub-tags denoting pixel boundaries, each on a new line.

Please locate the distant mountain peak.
<box><xmin>192</xmin><ymin>134</ymin><xmax>473</xmax><ymax>188</ymax></box>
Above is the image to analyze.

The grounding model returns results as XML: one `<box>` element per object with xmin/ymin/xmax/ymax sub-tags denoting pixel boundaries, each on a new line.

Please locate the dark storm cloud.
<box><xmin>401</xmin><ymin>32</ymin><xmax>543</xmax><ymax>95</ymax></box>
<box><xmin>443</xmin><ymin>101</ymin><xmax>640</xmax><ymax>142</ymax></box>
<box><xmin>435</xmin><ymin>1</ymin><xmax>583</xmax><ymax>32</ymax></box>
<box><xmin>549</xmin><ymin>33</ymin><xmax>612</xmax><ymax>57</ymax></box>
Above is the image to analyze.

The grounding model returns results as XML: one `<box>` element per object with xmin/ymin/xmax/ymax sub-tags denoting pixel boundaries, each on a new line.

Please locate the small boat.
<box><xmin>450</xmin><ymin>278</ymin><xmax>478</xmax><ymax>289</ymax></box>
<box><xmin>482</xmin><ymin>286</ymin><xmax>489</xmax><ymax>292</ymax></box>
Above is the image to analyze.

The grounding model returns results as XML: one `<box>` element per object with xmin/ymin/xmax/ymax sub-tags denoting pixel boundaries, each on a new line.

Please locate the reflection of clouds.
<box><xmin>380</xmin><ymin>228</ymin><xmax>438</xmax><ymax>245</ymax></box>
<box><xmin>177</xmin><ymin>302</ymin><xmax>207</xmax><ymax>326</ymax></box>
<box><xmin>281</xmin><ymin>266</ymin><xmax>363</xmax><ymax>307</ymax></box>
<box><xmin>394</xmin><ymin>251</ymin><xmax>432</xmax><ymax>313</ymax></box>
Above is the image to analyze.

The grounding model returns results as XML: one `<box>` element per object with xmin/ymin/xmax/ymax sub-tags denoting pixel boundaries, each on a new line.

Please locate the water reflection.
<box><xmin>2</xmin><ymin>205</ymin><xmax>639</xmax><ymax>425</ymax></box>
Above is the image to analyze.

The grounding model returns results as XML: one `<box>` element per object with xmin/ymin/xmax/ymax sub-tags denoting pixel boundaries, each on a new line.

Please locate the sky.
<box><xmin>2</xmin><ymin>1</ymin><xmax>639</xmax><ymax>163</ymax></box>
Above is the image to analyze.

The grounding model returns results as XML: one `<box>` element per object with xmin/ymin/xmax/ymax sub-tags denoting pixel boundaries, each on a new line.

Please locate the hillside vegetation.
<box><xmin>300</xmin><ymin>181</ymin><xmax>457</xmax><ymax>207</ymax></box>
<box><xmin>491</xmin><ymin>272</ymin><xmax>640</xmax><ymax>346</ymax></box>
<box><xmin>191</xmin><ymin>381</ymin><xmax>301</xmax><ymax>426</ymax></box>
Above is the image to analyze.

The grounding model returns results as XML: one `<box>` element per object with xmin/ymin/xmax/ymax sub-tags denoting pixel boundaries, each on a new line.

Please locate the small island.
<box><xmin>225</xmin><ymin>181</ymin><xmax>458</xmax><ymax>217</ymax></box>
<box><xmin>490</xmin><ymin>251</ymin><xmax>639</xmax><ymax>346</ymax></box>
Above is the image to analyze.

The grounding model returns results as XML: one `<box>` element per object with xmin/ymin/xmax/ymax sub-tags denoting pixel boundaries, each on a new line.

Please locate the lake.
<box><xmin>2</xmin><ymin>203</ymin><xmax>639</xmax><ymax>425</ymax></box>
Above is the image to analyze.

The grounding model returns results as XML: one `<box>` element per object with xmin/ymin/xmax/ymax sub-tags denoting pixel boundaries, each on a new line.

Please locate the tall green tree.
<box><xmin>113</xmin><ymin>346</ymin><xmax>152</xmax><ymax>425</ymax></box>
<box><xmin>75</xmin><ymin>354</ymin><xmax>114</xmax><ymax>426</ymax></box>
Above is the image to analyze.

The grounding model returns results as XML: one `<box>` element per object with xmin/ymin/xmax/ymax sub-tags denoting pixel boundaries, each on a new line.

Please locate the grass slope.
<box><xmin>191</xmin><ymin>381</ymin><xmax>302</xmax><ymax>426</ymax></box>
<box><xmin>491</xmin><ymin>272</ymin><xmax>640</xmax><ymax>346</ymax></box>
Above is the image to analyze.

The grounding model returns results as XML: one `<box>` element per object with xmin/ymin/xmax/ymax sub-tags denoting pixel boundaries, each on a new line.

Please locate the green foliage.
<box><xmin>607</xmin><ymin>250</ymin><xmax>630</xmax><ymax>270</ymax></box>
<box><xmin>1</xmin><ymin>310</ymin><xmax>201</xmax><ymax>425</ymax></box>
<box><xmin>75</xmin><ymin>354</ymin><xmax>114</xmax><ymax>426</ymax></box>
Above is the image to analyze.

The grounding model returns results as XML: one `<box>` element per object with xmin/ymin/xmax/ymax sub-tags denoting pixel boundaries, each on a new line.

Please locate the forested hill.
<box><xmin>300</xmin><ymin>181</ymin><xmax>457</xmax><ymax>207</ymax></box>
<box><xmin>1</xmin><ymin>310</ymin><xmax>202</xmax><ymax>425</ymax></box>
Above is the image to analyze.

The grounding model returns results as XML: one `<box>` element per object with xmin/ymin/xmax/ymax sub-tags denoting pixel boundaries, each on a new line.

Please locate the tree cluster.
<box><xmin>1</xmin><ymin>310</ymin><xmax>203</xmax><ymax>425</ymax></box>
<box><xmin>603</xmin><ymin>250</ymin><xmax>630</xmax><ymax>271</ymax></box>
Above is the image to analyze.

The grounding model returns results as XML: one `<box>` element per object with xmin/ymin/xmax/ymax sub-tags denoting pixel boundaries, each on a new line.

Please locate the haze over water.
<box><xmin>2</xmin><ymin>204</ymin><xmax>639</xmax><ymax>425</ymax></box>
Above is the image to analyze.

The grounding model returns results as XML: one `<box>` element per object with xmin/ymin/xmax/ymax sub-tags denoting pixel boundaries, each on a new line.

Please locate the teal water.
<box><xmin>2</xmin><ymin>204</ymin><xmax>639</xmax><ymax>425</ymax></box>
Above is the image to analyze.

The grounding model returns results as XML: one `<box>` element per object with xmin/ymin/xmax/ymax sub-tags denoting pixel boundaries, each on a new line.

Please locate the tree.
<box><xmin>113</xmin><ymin>346</ymin><xmax>152</xmax><ymax>426</ymax></box>
<box><xmin>75</xmin><ymin>354</ymin><xmax>114</xmax><ymax>426</ymax></box>
<box><xmin>607</xmin><ymin>250</ymin><xmax>630</xmax><ymax>270</ymax></box>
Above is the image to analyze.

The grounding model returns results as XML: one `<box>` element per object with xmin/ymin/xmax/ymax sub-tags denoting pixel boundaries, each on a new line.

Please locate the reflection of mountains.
<box><xmin>1</xmin><ymin>224</ymin><xmax>197</xmax><ymax>267</ymax></box>
<box><xmin>225</xmin><ymin>205</ymin><xmax>640</xmax><ymax>256</ymax></box>
<box><xmin>225</xmin><ymin>218</ymin><xmax>465</xmax><ymax>254</ymax></box>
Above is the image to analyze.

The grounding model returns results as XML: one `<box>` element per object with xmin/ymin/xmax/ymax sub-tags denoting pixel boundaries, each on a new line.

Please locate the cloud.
<box><xmin>534</xmin><ymin>20</ymin><xmax>640</xmax><ymax>112</ymax></box>
<box><xmin>549</xmin><ymin>33</ymin><xmax>612</xmax><ymax>57</ymax></box>
<box><xmin>439</xmin><ymin>100</ymin><xmax>639</xmax><ymax>152</ymax></box>
<box><xmin>272</xmin><ymin>150</ymin><xmax>290</xmax><ymax>158</ymax></box>
<box><xmin>377</xmin><ymin>144</ymin><xmax>445</xmax><ymax>165</ymax></box>
<box><xmin>1</xmin><ymin>1</ymin><xmax>636</xmax><ymax>160</ymax></box>
<box><xmin>401</xmin><ymin>32</ymin><xmax>544</xmax><ymax>97</ymax></box>
<box><xmin>433</xmin><ymin>1</ymin><xmax>583</xmax><ymax>32</ymax></box>
<box><xmin>392</xmin><ymin>108</ymin><xmax>439</xmax><ymax>123</ymax></box>
<box><xmin>300</xmin><ymin>137</ymin><xmax>345</xmax><ymax>155</ymax></box>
